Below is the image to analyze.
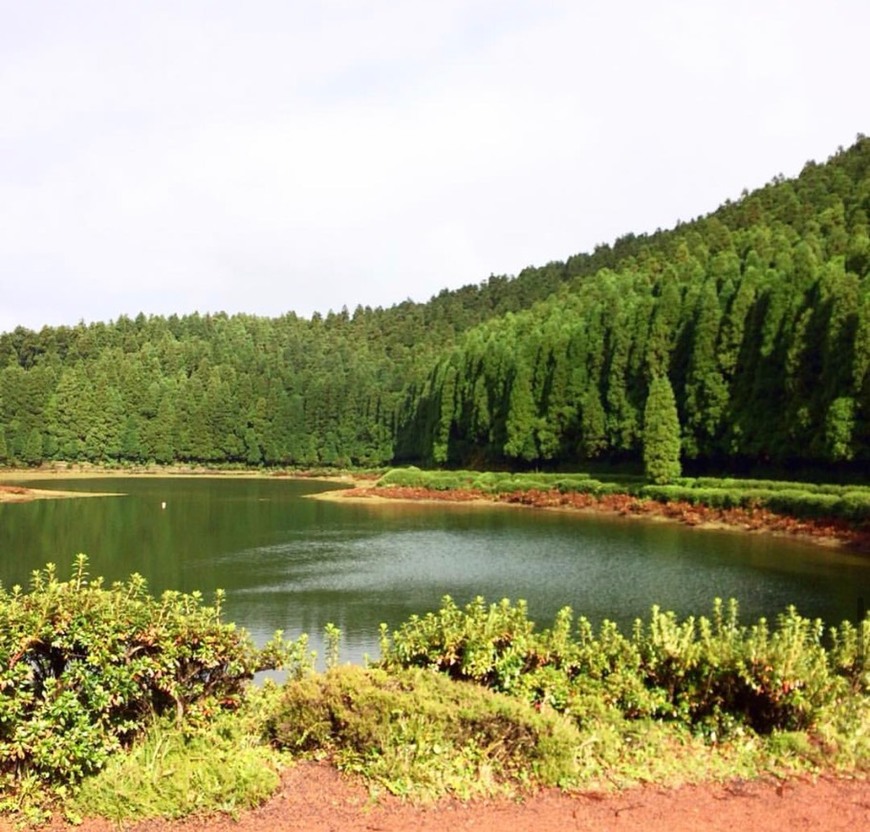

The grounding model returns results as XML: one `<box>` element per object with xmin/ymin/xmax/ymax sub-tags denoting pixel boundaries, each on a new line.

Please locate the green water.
<box><xmin>1</xmin><ymin>476</ymin><xmax>868</xmax><ymax>663</ymax></box>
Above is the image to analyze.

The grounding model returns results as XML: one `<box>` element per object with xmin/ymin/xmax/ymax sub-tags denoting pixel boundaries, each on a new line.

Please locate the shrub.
<box><xmin>379</xmin><ymin>596</ymin><xmax>867</xmax><ymax>739</ymax></box>
<box><xmin>839</xmin><ymin>491</ymin><xmax>870</xmax><ymax>522</ymax></box>
<box><xmin>634</xmin><ymin>601</ymin><xmax>849</xmax><ymax>734</ymax></box>
<box><xmin>381</xmin><ymin>597</ymin><xmax>539</xmax><ymax>694</ymax></box>
<box><xmin>470</xmin><ymin>471</ymin><xmax>500</xmax><ymax>492</ymax></box>
<box><xmin>551</xmin><ymin>475</ymin><xmax>593</xmax><ymax>493</ymax></box>
<box><xmin>264</xmin><ymin>665</ymin><xmax>581</xmax><ymax>797</ymax></box>
<box><xmin>0</xmin><ymin>556</ymin><xmax>289</xmax><ymax>787</ymax></box>
<box><xmin>376</xmin><ymin>467</ymin><xmax>425</xmax><ymax>488</ymax></box>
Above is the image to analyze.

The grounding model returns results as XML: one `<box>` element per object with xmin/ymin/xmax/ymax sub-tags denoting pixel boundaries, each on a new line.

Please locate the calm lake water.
<box><xmin>2</xmin><ymin>476</ymin><xmax>869</xmax><ymax>663</ymax></box>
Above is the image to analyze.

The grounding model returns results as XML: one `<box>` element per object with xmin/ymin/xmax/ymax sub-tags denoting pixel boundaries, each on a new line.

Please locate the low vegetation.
<box><xmin>379</xmin><ymin>596</ymin><xmax>868</xmax><ymax>738</ymax></box>
<box><xmin>70</xmin><ymin>702</ymin><xmax>282</xmax><ymax>824</ymax></box>
<box><xmin>264</xmin><ymin>665</ymin><xmax>581</xmax><ymax>799</ymax></box>
<box><xmin>0</xmin><ymin>556</ymin><xmax>301</xmax><ymax>822</ymax></box>
<box><xmin>375</xmin><ymin>468</ymin><xmax>870</xmax><ymax>527</ymax></box>
<box><xmin>0</xmin><ymin>560</ymin><xmax>867</xmax><ymax>824</ymax></box>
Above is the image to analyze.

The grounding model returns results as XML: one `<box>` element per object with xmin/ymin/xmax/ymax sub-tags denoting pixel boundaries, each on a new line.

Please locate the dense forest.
<box><xmin>1</xmin><ymin>136</ymin><xmax>869</xmax><ymax>473</ymax></box>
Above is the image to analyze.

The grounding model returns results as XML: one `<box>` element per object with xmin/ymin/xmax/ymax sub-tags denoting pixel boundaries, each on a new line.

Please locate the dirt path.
<box><xmin>44</xmin><ymin>763</ymin><xmax>869</xmax><ymax>832</ymax></box>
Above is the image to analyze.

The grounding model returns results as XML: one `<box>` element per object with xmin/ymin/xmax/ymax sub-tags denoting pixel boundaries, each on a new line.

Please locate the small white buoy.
<box><xmin>161</xmin><ymin>501</ymin><xmax>166</xmax><ymax>510</ymax></box>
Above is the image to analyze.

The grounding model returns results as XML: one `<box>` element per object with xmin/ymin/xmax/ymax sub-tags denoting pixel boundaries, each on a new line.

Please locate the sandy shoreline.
<box><xmin>0</xmin><ymin>486</ymin><xmax>117</xmax><ymax>503</ymax></box>
<box><xmin>0</xmin><ymin>466</ymin><xmax>276</xmax><ymax>483</ymax></box>
<box><xmin>0</xmin><ymin>465</ymin><xmax>342</xmax><ymax>502</ymax></box>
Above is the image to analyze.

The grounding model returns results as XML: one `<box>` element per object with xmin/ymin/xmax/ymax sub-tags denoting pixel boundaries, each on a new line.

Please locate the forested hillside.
<box><xmin>1</xmin><ymin>137</ymin><xmax>868</xmax><ymax>472</ymax></box>
<box><xmin>397</xmin><ymin>137</ymin><xmax>870</xmax><ymax>472</ymax></box>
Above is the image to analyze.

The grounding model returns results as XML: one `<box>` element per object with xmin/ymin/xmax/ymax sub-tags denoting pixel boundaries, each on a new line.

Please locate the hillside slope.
<box><xmin>1</xmin><ymin>136</ymin><xmax>867</xmax><ymax>472</ymax></box>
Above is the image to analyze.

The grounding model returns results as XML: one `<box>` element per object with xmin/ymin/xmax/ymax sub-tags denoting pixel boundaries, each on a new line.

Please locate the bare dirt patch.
<box><xmin>27</xmin><ymin>763</ymin><xmax>868</xmax><ymax>832</ymax></box>
<box><xmin>0</xmin><ymin>482</ymin><xmax>118</xmax><ymax>503</ymax></box>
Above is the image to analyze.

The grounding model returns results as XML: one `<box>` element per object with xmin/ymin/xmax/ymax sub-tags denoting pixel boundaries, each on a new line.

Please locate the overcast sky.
<box><xmin>0</xmin><ymin>0</ymin><xmax>866</xmax><ymax>334</ymax></box>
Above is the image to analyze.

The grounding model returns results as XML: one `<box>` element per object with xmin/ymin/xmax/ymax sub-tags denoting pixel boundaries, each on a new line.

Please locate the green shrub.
<box><xmin>379</xmin><ymin>596</ymin><xmax>868</xmax><ymax>740</ymax></box>
<box><xmin>382</xmin><ymin>597</ymin><xmax>538</xmax><ymax>693</ymax></box>
<box><xmin>839</xmin><ymin>491</ymin><xmax>870</xmax><ymax>522</ymax></box>
<box><xmin>764</xmin><ymin>491</ymin><xmax>843</xmax><ymax>519</ymax></box>
<box><xmin>551</xmin><ymin>474</ymin><xmax>592</xmax><ymax>493</ymax></box>
<box><xmin>376</xmin><ymin>469</ymin><xmax>482</xmax><ymax>491</ymax></box>
<box><xmin>637</xmin><ymin>479</ymin><xmax>870</xmax><ymax>522</ymax></box>
<box><xmin>470</xmin><ymin>472</ymin><xmax>500</xmax><ymax>492</ymax></box>
<box><xmin>634</xmin><ymin>602</ymin><xmax>849</xmax><ymax>735</ymax></box>
<box><xmin>0</xmin><ymin>556</ymin><xmax>289</xmax><ymax>788</ymax></box>
<box><xmin>425</xmin><ymin>473</ymin><xmax>470</xmax><ymax>491</ymax></box>
<box><xmin>376</xmin><ymin>467</ymin><xmax>425</xmax><ymax>488</ymax></box>
<box><xmin>264</xmin><ymin>665</ymin><xmax>581</xmax><ymax>797</ymax></box>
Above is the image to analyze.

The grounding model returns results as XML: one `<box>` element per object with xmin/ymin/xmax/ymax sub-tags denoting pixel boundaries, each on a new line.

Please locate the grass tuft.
<box><xmin>263</xmin><ymin>665</ymin><xmax>582</xmax><ymax>800</ymax></box>
<box><xmin>71</xmin><ymin>696</ymin><xmax>282</xmax><ymax>823</ymax></box>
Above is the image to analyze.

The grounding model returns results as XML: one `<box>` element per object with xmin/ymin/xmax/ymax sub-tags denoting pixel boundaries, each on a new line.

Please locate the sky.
<box><xmin>0</xmin><ymin>0</ymin><xmax>867</xmax><ymax>334</ymax></box>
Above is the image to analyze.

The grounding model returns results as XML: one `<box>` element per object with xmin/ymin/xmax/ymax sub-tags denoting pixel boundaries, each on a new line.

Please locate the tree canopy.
<box><xmin>2</xmin><ymin>136</ymin><xmax>868</xmax><ymax>475</ymax></box>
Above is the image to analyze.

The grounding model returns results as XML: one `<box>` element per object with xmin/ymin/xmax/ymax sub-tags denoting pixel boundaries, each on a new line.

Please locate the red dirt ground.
<box><xmin>37</xmin><ymin>763</ymin><xmax>868</xmax><ymax>832</ymax></box>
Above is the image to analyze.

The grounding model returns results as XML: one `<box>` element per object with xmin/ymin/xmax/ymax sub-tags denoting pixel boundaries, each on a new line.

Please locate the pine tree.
<box><xmin>643</xmin><ymin>376</ymin><xmax>682</xmax><ymax>484</ymax></box>
<box><xmin>504</xmin><ymin>360</ymin><xmax>538</xmax><ymax>462</ymax></box>
<box><xmin>22</xmin><ymin>426</ymin><xmax>44</xmax><ymax>467</ymax></box>
<box><xmin>825</xmin><ymin>396</ymin><xmax>856</xmax><ymax>462</ymax></box>
<box><xmin>579</xmin><ymin>388</ymin><xmax>607</xmax><ymax>459</ymax></box>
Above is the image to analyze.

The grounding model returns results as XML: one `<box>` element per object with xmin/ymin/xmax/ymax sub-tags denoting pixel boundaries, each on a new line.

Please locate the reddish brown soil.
<box><xmin>37</xmin><ymin>763</ymin><xmax>868</xmax><ymax>832</ymax></box>
<box><xmin>342</xmin><ymin>486</ymin><xmax>870</xmax><ymax>552</ymax></box>
<box><xmin>0</xmin><ymin>483</ymin><xmax>28</xmax><ymax>496</ymax></box>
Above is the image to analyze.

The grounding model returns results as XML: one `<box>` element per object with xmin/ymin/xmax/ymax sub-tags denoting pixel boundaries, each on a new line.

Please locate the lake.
<box><xmin>1</xmin><ymin>476</ymin><xmax>868</xmax><ymax>664</ymax></box>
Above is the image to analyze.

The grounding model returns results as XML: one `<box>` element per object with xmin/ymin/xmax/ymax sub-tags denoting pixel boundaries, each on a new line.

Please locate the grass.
<box><xmin>71</xmin><ymin>692</ymin><xmax>284</xmax><ymax>823</ymax></box>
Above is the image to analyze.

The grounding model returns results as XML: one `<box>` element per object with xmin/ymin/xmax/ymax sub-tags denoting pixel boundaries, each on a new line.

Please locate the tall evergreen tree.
<box><xmin>643</xmin><ymin>376</ymin><xmax>682</xmax><ymax>484</ymax></box>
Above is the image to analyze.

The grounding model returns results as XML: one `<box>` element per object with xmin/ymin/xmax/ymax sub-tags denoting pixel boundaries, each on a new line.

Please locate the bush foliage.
<box><xmin>376</xmin><ymin>468</ymin><xmax>870</xmax><ymax>525</ymax></box>
<box><xmin>1</xmin><ymin>558</ymin><xmax>868</xmax><ymax>818</ymax></box>
<box><xmin>0</xmin><ymin>556</ymin><xmax>288</xmax><ymax>788</ymax></box>
<box><xmin>379</xmin><ymin>596</ymin><xmax>869</xmax><ymax>738</ymax></box>
<box><xmin>264</xmin><ymin>665</ymin><xmax>582</xmax><ymax>797</ymax></box>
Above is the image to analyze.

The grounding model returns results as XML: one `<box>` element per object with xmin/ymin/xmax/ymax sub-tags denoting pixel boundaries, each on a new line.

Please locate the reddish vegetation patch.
<box><xmin>347</xmin><ymin>486</ymin><xmax>870</xmax><ymax>552</ymax></box>
<box><xmin>0</xmin><ymin>484</ymin><xmax>29</xmax><ymax>495</ymax></box>
<box><xmin>0</xmin><ymin>483</ymin><xmax>33</xmax><ymax>503</ymax></box>
<box><xmin>355</xmin><ymin>486</ymin><xmax>491</xmax><ymax>502</ymax></box>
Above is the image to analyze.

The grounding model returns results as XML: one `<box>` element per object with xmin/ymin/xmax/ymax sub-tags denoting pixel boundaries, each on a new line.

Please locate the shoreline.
<box><xmin>312</xmin><ymin>483</ymin><xmax>870</xmax><ymax>554</ymax></box>
<box><xmin>0</xmin><ymin>464</ymin><xmax>319</xmax><ymax>501</ymax></box>
<box><xmin>3</xmin><ymin>465</ymin><xmax>868</xmax><ymax>554</ymax></box>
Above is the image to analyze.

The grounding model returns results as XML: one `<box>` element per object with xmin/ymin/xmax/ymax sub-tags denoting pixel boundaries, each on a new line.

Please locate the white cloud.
<box><xmin>0</xmin><ymin>0</ymin><xmax>867</xmax><ymax>333</ymax></box>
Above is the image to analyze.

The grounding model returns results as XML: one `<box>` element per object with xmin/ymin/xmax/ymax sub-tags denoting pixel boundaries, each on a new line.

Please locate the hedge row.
<box><xmin>379</xmin><ymin>596</ymin><xmax>869</xmax><ymax>737</ymax></box>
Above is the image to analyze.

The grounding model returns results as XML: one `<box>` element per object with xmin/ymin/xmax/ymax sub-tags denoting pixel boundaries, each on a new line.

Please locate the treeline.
<box><xmin>1</xmin><ymin>311</ymin><xmax>396</xmax><ymax>467</ymax></box>
<box><xmin>0</xmin><ymin>225</ymin><xmax>655</xmax><ymax>468</ymax></box>
<box><xmin>396</xmin><ymin>137</ymin><xmax>870</xmax><ymax>471</ymax></box>
<box><xmin>1</xmin><ymin>137</ymin><xmax>868</xmax><ymax>472</ymax></box>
